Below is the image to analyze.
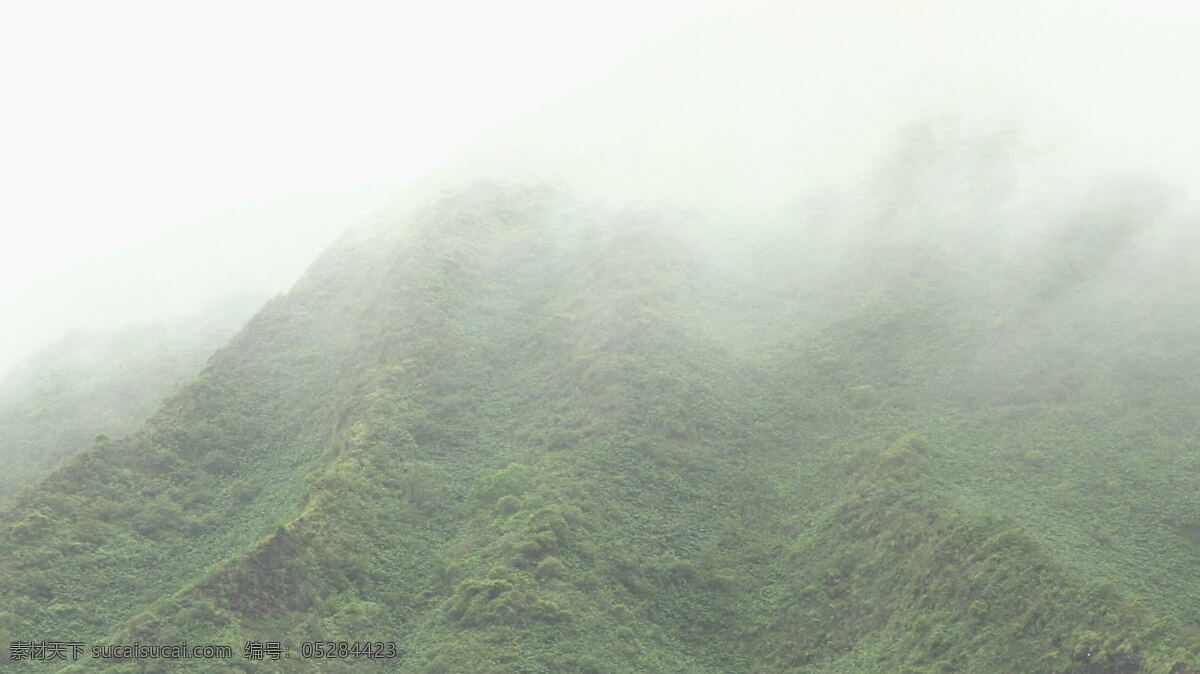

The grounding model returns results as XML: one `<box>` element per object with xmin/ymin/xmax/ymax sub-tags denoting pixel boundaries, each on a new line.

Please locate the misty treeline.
<box><xmin>0</xmin><ymin>296</ymin><xmax>261</xmax><ymax>503</ymax></box>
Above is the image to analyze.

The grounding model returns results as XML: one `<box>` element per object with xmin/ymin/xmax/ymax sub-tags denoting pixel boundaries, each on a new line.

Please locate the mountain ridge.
<box><xmin>2</xmin><ymin>177</ymin><xmax>1198</xmax><ymax>672</ymax></box>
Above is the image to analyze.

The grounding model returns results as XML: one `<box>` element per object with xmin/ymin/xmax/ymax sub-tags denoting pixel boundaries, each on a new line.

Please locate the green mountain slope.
<box><xmin>1</xmin><ymin>173</ymin><xmax>1198</xmax><ymax>673</ymax></box>
<box><xmin>0</xmin><ymin>297</ymin><xmax>261</xmax><ymax>504</ymax></box>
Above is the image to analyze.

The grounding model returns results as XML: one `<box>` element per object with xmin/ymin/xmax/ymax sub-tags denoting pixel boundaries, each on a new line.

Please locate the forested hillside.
<box><xmin>1</xmin><ymin>128</ymin><xmax>1197</xmax><ymax>672</ymax></box>
<box><xmin>0</xmin><ymin>296</ymin><xmax>261</xmax><ymax>504</ymax></box>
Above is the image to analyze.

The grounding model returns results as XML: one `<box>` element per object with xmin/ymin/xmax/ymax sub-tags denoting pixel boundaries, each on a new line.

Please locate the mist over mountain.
<box><xmin>0</xmin><ymin>294</ymin><xmax>263</xmax><ymax>504</ymax></box>
<box><xmin>0</xmin><ymin>184</ymin><xmax>395</xmax><ymax>380</ymax></box>
<box><xmin>1</xmin><ymin>1</ymin><xmax>1198</xmax><ymax>672</ymax></box>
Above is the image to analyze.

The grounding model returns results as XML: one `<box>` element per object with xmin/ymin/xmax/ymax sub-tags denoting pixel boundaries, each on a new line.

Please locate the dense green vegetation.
<box><xmin>0</xmin><ymin>297</ymin><xmax>260</xmax><ymax>504</ymax></box>
<box><xmin>0</xmin><ymin>162</ymin><xmax>1197</xmax><ymax>672</ymax></box>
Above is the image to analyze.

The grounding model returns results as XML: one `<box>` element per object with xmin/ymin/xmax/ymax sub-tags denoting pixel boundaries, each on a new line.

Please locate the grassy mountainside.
<box><xmin>0</xmin><ymin>297</ymin><xmax>261</xmax><ymax>504</ymax></box>
<box><xmin>1</xmin><ymin>173</ymin><xmax>1198</xmax><ymax>672</ymax></box>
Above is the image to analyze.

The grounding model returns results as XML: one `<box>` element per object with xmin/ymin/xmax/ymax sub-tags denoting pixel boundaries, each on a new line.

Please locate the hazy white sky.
<box><xmin>0</xmin><ymin>0</ymin><xmax>721</xmax><ymax>374</ymax></box>
<box><xmin>460</xmin><ymin>0</ymin><xmax>1200</xmax><ymax>211</ymax></box>
<box><xmin>0</xmin><ymin>0</ymin><xmax>722</xmax><ymax>286</ymax></box>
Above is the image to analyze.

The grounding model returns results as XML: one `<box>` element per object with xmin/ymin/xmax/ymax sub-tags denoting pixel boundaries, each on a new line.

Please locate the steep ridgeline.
<box><xmin>0</xmin><ymin>297</ymin><xmax>260</xmax><ymax>504</ymax></box>
<box><xmin>0</xmin><ymin>182</ymin><xmax>1197</xmax><ymax>672</ymax></box>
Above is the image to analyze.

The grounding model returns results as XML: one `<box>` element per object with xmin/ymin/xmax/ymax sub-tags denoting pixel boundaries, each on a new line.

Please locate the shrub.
<box><xmin>536</xmin><ymin>556</ymin><xmax>565</xmax><ymax>579</ymax></box>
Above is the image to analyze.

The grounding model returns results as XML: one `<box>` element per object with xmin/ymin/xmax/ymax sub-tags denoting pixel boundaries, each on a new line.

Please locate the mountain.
<box><xmin>0</xmin><ymin>296</ymin><xmax>261</xmax><ymax>504</ymax></box>
<box><xmin>1</xmin><ymin>124</ymin><xmax>1198</xmax><ymax>672</ymax></box>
